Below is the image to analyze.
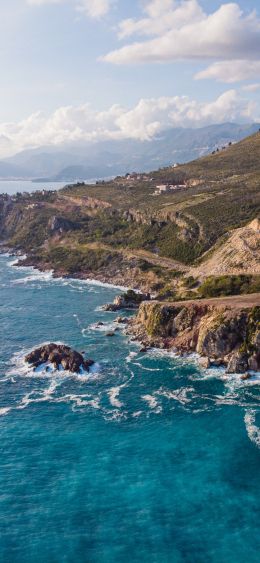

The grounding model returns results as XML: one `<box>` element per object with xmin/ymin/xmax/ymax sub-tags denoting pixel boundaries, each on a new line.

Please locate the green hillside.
<box><xmin>60</xmin><ymin>131</ymin><xmax>260</xmax><ymax>257</ymax></box>
<box><xmin>1</xmin><ymin>131</ymin><xmax>259</xmax><ymax>295</ymax></box>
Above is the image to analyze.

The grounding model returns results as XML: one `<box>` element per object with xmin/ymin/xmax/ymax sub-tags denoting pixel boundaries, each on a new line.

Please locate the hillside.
<box><xmin>0</xmin><ymin>131</ymin><xmax>259</xmax><ymax>298</ymax></box>
<box><xmin>191</xmin><ymin>219</ymin><xmax>260</xmax><ymax>278</ymax></box>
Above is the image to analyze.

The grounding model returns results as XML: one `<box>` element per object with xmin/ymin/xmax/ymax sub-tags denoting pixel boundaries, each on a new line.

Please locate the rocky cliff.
<box><xmin>128</xmin><ymin>297</ymin><xmax>260</xmax><ymax>374</ymax></box>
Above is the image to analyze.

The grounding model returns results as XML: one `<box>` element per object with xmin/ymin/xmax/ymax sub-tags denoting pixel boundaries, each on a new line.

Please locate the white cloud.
<box><xmin>0</xmin><ymin>91</ymin><xmax>257</xmax><ymax>157</ymax></box>
<box><xmin>27</xmin><ymin>0</ymin><xmax>115</xmax><ymax>18</ymax></box>
<box><xmin>196</xmin><ymin>60</ymin><xmax>260</xmax><ymax>83</ymax></box>
<box><xmin>243</xmin><ymin>83</ymin><xmax>260</xmax><ymax>92</ymax></box>
<box><xmin>118</xmin><ymin>0</ymin><xmax>204</xmax><ymax>40</ymax></box>
<box><xmin>102</xmin><ymin>1</ymin><xmax>260</xmax><ymax>65</ymax></box>
<box><xmin>76</xmin><ymin>0</ymin><xmax>114</xmax><ymax>18</ymax></box>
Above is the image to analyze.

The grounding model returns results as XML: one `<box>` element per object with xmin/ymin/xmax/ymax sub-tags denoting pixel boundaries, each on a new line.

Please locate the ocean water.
<box><xmin>0</xmin><ymin>254</ymin><xmax>260</xmax><ymax>563</ymax></box>
<box><xmin>0</xmin><ymin>181</ymin><xmax>66</xmax><ymax>195</ymax></box>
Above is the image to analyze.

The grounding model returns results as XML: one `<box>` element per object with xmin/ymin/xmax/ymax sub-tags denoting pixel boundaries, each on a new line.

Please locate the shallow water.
<box><xmin>0</xmin><ymin>254</ymin><xmax>260</xmax><ymax>562</ymax></box>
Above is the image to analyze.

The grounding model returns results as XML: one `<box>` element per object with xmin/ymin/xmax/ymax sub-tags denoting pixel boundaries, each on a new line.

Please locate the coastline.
<box><xmin>126</xmin><ymin>299</ymin><xmax>260</xmax><ymax>378</ymax></box>
<box><xmin>2</xmin><ymin>249</ymin><xmax>260</xmax><ymax>379</ymax></box>
<box><xmin>1</xmin><ymin>249</ymin><xmax>131</xmax><ymax>292</ymax></box>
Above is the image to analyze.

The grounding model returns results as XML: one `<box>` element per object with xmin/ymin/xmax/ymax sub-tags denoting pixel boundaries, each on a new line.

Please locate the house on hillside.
<box><xmin>154</xmin><ymin>183</ymin><xmax>187</xmax><ymax>195</ymax></box>
<box><xmin>155</xmin><ymin>184</ymin><xmax>173</xmax><ymax>194</ymax></box>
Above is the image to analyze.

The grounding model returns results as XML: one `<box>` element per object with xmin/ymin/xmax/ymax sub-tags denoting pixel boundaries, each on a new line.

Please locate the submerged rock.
<box><xmin>25</xmin><ymin>343</ymin><xmax>94</xmax><ymax>374</ymax></box>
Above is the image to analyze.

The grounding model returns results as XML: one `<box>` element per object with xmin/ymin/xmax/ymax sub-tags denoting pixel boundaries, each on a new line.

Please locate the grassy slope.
<box><xmin>1</xmin><ymin>132</ymin><xmax>259</xmax><ymax>295</ymax></box>
<box><xmin>61</xmin><ymin>132</ymin><xmax>260</xmax><ymax>258</ymax></box>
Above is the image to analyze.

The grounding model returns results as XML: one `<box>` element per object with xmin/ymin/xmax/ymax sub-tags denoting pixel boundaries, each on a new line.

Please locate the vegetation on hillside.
<box><xmin>0</xmin><ymin>131</ymin><xmax>259</xmax><ymax>299</ymax></box>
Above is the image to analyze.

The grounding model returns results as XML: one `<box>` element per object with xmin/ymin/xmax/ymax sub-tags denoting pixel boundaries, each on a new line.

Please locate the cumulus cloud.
<box><xmin>27</xmin><ymin>0</ymin><xmax>115</xmax><ymax>18</ymax></box>
<box><xmin>196</xmin><ymin>60</ymin><xmax>260</xmax><ymax>83</ymax></box>
<box><xmin>102</xmin><ymin>1</ymin><xmax>260</xmax><ymax>65</ymax></box>
<box><xmin>0</xmin><ymin>91</ymin><xmax>257</xmax><ymax>157</ymax></box>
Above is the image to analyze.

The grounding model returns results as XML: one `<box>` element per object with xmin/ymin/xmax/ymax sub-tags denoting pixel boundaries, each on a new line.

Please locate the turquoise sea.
<box><xmin>0</xmin><ymin>253</ymin><xmax>260</xmax><ymax>562</ymax></box>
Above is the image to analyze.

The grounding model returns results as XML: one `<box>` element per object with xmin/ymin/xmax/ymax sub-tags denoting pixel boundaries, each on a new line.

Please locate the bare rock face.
<box><xmin>196</xmin><ymin>311</ymin><xmax>247</xmax><ymax>360</ymax></box>
<box><xmin>25</xmin><ymin>343</ymin><xmax>94</xmax><ymax>373</ymax></box>
<box><xmin>226</xmin><ymin>351</ymin><xmax>249</xmax><ymax>374</ymax></box>
<box><xmin>49</xmin><ymin>216</ymin><xmax>74</xmax><ymax>235</ymax></box>
<box><xmin>198</xmin><ymin>357</ymin><xmax>211</xmax><ymax>369</ymax></box>
<box><xmin>103</xmin><ymin>290</ymin><xmax>150</xmax><ymax>312</ymax></box>
<box><xmin>129</xmin><ymin>301</ymin><xmax>260</xmax><ymax>374</ymax></box>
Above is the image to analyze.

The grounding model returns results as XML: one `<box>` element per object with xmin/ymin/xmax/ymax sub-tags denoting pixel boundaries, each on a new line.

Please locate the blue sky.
<box><xmin>0</xmin><ymin>0</ymin><xmax>259</xmax><ymax>156</ymax></box>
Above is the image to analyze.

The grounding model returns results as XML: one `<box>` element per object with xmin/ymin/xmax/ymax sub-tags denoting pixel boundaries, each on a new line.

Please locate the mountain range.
<box><xmin>1</xmin><ymin>122</ymin><xmax>259</xmax><ymax>182</ymax></box>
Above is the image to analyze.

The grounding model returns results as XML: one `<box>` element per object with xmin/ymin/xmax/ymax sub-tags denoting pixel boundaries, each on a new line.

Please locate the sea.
<box><xmin>0</xmin><ymin>181</ymin><xmax>66</xmax><ymax>195</ymax></box>
<box><xmin>0</xmin><ymin>253</ymin><xmax>260</xmax><ymax>562</ymax></box>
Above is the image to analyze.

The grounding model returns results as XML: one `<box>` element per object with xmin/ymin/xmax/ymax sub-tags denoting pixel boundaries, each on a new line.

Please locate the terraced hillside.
<box><xmin>0</xmin><ymin>131</ymin><xmax>259</xmax><ymax>296</ymax></box>
<box><xmin>60</xmin><ymin>132</ymin><xmax>260</xmax><ymax>262</ymax></box>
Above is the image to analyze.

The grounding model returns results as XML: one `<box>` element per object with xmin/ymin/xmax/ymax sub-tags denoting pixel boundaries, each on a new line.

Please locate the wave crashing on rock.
<box><xmin>25</xmin><ymin>343</ymin><xmax>94</xmax><ymax>374</ymax></box>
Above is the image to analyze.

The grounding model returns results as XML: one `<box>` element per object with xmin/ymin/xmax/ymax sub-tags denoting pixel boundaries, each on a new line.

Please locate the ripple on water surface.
<box><xmin>0</xmin><ymin>254</ymin><xmax>260</xmax><ymax>562</ymax></box>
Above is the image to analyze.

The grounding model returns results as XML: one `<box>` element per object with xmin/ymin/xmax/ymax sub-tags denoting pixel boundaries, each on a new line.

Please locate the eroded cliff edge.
<box><xmin>127</xmin><ymin>295</ymin><xmax>260</xmax><ymax>374</ymax></box>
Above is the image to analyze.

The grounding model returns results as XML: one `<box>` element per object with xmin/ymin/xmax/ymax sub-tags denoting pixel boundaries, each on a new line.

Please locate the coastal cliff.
<box><xmin>128</xmin><ymin>296</ymin><xmax>260</xmax><ymax>374</ymax></box>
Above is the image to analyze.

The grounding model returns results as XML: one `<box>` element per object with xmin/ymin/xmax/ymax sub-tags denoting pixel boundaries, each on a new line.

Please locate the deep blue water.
<box><xmin>0</xmin><ymin>254</ymin><xmax>260</xmax><ymax>563</ymax></box>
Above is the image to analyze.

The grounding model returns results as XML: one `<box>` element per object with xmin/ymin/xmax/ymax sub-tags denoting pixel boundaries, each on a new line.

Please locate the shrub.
<box><xmin>198</xmin><ymin>275</ymin><xmax>260</xmax><ymax>298</ymax></box>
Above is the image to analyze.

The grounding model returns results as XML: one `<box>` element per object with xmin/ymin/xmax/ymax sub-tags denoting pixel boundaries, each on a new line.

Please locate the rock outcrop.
<box><xmin>128</xmin><ymin>300</ymin><xmax>260</xmax><ymax>374</ymax></box>
<box><xmin>49</xmin><ymin>216</ymin><xmax>74</xmax><ymax>234</ymax></box>
<box><xmin>103</xmin><ymin>290</ymin><xmax>150</xmax><ymax>312</ymax></box>
<box><xmin>25</xmin><ymin>343</ymin><xmax>94</xmax><ymax>373</ymax></box>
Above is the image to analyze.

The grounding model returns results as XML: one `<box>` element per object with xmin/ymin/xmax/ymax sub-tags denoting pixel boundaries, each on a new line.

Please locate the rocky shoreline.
<box><xmin>125</xmin><ymin>299</ymin><xmax>260</xmax><ymax>376</ymax></box>
<box><xmin>10</xmin><ymin>252</ymin><xmax>150</xmax><ymax>293</ymax></box>
<box><xmin>2</xmin><ymin>250</ymin><xmax>260</xmax><ymax>377</ymax></box>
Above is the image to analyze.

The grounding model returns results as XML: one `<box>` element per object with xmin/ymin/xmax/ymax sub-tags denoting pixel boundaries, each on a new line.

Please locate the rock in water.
<box><xmin>226</xmin><ymin>351</ymin><xmax>249</xmax><ymax>374</ymax></box>
<box><xmin>25</xmin><ymin>343</ymin><xmax>94</xmax><ymax>374</ymax></box>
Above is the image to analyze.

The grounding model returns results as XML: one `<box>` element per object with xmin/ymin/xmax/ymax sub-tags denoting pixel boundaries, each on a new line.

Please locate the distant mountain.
<box><xmin>0</xmin><ymin>160</ymin><xmax>31</xmax><ymax>180</ymax></box>
<box><xmin>2</xmin><ymin>122</ymin><xmax>259</xmax><ymax>182</ymax></box>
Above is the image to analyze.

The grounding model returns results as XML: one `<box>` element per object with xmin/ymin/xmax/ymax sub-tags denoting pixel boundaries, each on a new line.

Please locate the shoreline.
<box><xmin>1</xmin><ymin>250</ymin><xmax>131</xmax><ymax>292</ymax></box>
<box><xmin>126</xmin><ymin>299</ymin><xmax>260</xmax><ymax>378</ymax></box>
<box><xmin>2</xmin><ymin>249</ymin><xmax>260</xmax><ymax>379</ymax></box>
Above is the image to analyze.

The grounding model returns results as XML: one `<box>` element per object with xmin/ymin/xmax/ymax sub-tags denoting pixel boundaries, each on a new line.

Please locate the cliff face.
<box><xmin>129</xmin><ymin>300</ymin><xmax>260</xmax><ymax>373</ymax></box>
<box><xmin>191</xmin><ymin>220</ymin><xmax>260</xmax><ymax>278</ymax></box>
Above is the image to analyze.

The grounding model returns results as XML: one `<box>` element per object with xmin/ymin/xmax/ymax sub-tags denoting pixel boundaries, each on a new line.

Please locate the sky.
<box><xmin>0</xmin><ymin>0</ymin><xmax>260</xmax><ymax>157</ymax></box>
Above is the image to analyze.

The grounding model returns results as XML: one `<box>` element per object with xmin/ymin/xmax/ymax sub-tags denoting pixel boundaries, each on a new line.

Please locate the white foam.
<box><xmin>132</xmin><ymin>411</ymin><xmax>143</xmax><ymax>418</ymax></box>
<box><xmin>223</xmin><ymin>373</ymin><xmax>260</xmax><ymax>393</ymax></box>
<box><xmin>87</xmin><ymin>321</ymin><xmax>119</xmax><ymax>333</ymax></box>
<box><xmin>244</xmin><ymin>410</ymin><xmax>260</xmax><ymax>447</ymax></box>
<box><xmin>8</xmin><ymin>343</ymin><xmax>97</xmax><ymax>380</ymax></box>
<box><xmin>7</xmin><ymin>255</ymin><xmax>130</xmax><ymax>293</ymax></box>
<box><xmin>18</xmin><ymin>379</ymin><xmax>59</xmax><ymax>409</ymax></box>
<box><xmin>56</xmin><ymin>393</ymin><xmax>101</xmax><ymax>410</ymax></box>
<box><xmin>126</xmin><ymin>350</ymin><xmax>138</xmax><ymax>363</ymax></box>
<box><xmin>75</xmin><ymin>278</ymin><xmax>129</xmax><ymax>291</ymax></box>
<box><xmin>108</xmin><ymin>386</ymin><xmax>124</xmax><ymax>408</ymax></box>
<box><xmin>133</xmin><ymin>362</ymin><xmax>162</xmax><ymax>372</ymax></box>
<box><xmin>141</xmin><ymin>394</ymin><xmax>162</xmax><ymax>413</ymax></box>
<box><xmin>156</xmin><ymin>386</ymin><xmax>194</xmax><ymax>405</ymax></box>
<box><xmin>0</xmin><ymin>407</ymin><xmax>11</xmax><ymax>416</ymax></box>
<box><xmin>11</xmin><ymin>270</ymin><xmax>55</xmax><ymax>285</ymax></box>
